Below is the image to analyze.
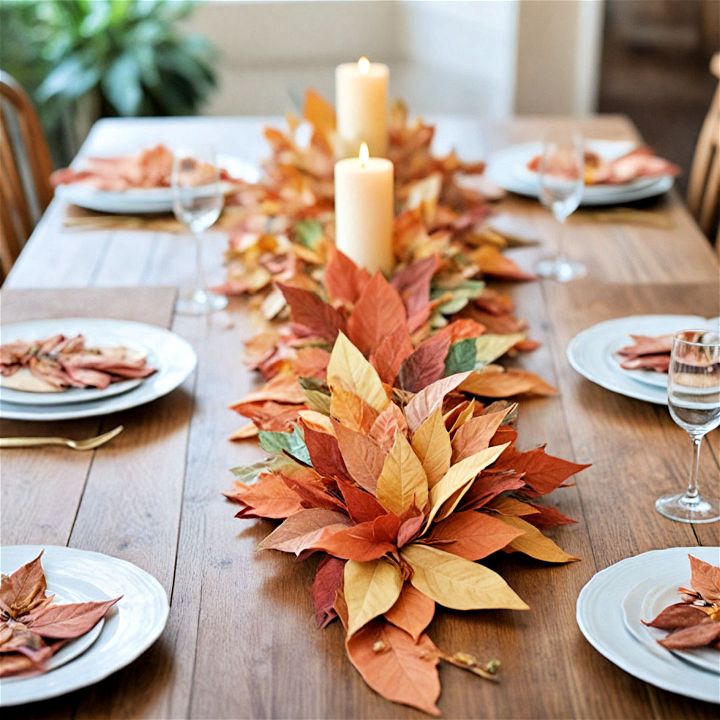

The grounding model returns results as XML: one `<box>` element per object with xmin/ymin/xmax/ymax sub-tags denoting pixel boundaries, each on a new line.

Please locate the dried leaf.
<box><xmin>346</xmin><ymin>620</ymin><xmax>441</xmax><ymax>716</ymax></box>
<box><xmin>325</xmin><ymin>246</ymin><xmax>372</xmax><ymax>305</ymax></box>
<box><xmin>312</xmin><ymin>513</ymin><xmax>401</xmax><ymax>562</ymax></box>
<box><xmin>327</xmin><ymin>333</ymin><xmax>389</xmax><ymax>414</ymax></box>
<box><xmin>690</xmin><ymin>554</ymin><xmax>720</xmax><ymax>604</ymax></box>
<box><xmin>258</xmin><ymin>508</ymin><xmax>351</xmax><ymax>555</ymax></box>
<box><xmin>499</xmin><ymin>516</ymin><xmax>578</xmax><ymax>563</ymax></box>
<box><xmin>401</xmin><ymin>544</ymin><xmax>529</xmax><ymax>611</ymax></box>
<box><xmin>460</xmin><ymin>366</ymin><xmax>557</xmax><ymax>398</ymax></box>
<box><xmin>311</xmin><ymin>556</ymin><xmax>345</xmax><ymax>628</ymax></box>
<box><xmin>333</xmin><ymin>422</ymin><xmax>385</xmax><ymax>493</ymax></box>
<box><xmin>345</xmin><ymin>558</ymin><xmax>403</xmax><ymax>636</ymax></box>
<box><xmin>25</xmin><ymin>597</ymin><xmax>120</xmax><ymax>640</ymax></box>
<box><xmin>451</xmin><ymin>406</ymin><xmax>513</xmax><ymax>462</ymax></box>
<box><xmin>369</xmin><ymin>403</ymin><xmax>409</xmax><ymax>451</ymax></box>
<box><xmin>376</xmin><ymin>432</ymin><xmax>429</xmax><ymax>515</ymax></box>
<box><xmin>0</xmin><ymin>553</ymin><xmax>47</xmax><ymax>619</ymax></box>
<box><xmin>411</xmin><ymin>409</ymin><xmax>452</xmax><ymax>488</ymax></box>
<box><xmin>643</xmin><ymin>603</ymin><xmax>710</xmax><ymax>630</ymax></box>
<box><xmin>405</xmin><ymin>371</ymin><xmax>471</xmax><ymax>432</ymax></box>
<box><xmin>302</xmin><ymin>424</ymin><xmax>349</xmax><ymax>479</ymax></box>
<box><xmin>369</xmin><ymin>323</ymin><xmax>415</xmax><ymax>385</ymax></box>
<box><xmin>658</xmin><ymin>621</ymin><xmax>720</xmax><ymax>649</ymax></box>
<box><xmin>398</xmin><ymin>333</ymin><xmax>451</xmax><ymax>392</ymax></box>
<box><xmin>278</xmin><ymin>283</ymin><xmax>346</xmax><ymax>342</ymax></box>
<box><xmin>384</xmin><ymin>583</ymin><xmax>435</xmax><ymax>641</ymax></box>
<box><xmin>444</xmin><ymin>339</ymin><xmax>477</xmax><ymax>375</ymax></box>
<box><xmin>336</xmin><ymin>477</ymin><xmax>386</xmax><ymax>524</ymax></box>
<box><xmin>425</xmin><ymin>510</ymin><xmax>523</xmax><ymax>561</ymax></box>
<box><xmin>225</xmin><ymin>470</ymin><xmax>304</xmax><ymax>519</ymax></box>
<box><xmin>330</xmin><ymin>387</ymin><xmax>378</xmax><ymax>433</ymax></box>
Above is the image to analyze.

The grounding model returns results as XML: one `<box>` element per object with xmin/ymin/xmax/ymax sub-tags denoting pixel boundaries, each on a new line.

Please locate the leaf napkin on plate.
<box><xmin>0</xmin><ymin>552</ymin><xmax>121</xmax><ymax>677</ymax></box>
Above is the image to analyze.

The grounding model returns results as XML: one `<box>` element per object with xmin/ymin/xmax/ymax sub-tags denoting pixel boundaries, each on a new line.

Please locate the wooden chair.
<box><xmin>0</xmin><ymin>71</ymin><xmax>54</xmax><ymax>281</ymax></box>
<box><xmin>688</xmin><ymin>52</ymin><xmax>720</xmax><ymax>249</ymax></box>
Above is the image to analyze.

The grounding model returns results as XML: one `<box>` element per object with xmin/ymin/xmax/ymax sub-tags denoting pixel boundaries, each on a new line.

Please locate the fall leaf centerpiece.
<box><xmin>226</xmin><ymin>321</ymin><xmax>589</xmax><ymax>714</ymax></box>
<box><xmin>0</xmin><ymin>552</ymin><xmax>121</xmax><ymax>678</ymax></box>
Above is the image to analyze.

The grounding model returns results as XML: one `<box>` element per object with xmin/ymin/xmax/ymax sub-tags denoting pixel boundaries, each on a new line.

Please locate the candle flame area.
<box><xmin>358</xmin><ymin>142</ymin><xmax>369</xmax><ymax>165</ymax></box>
<box><xmin>358</xmin><ymin>56</ymin><xmax>370</xmax><ymax>74</ymax></box>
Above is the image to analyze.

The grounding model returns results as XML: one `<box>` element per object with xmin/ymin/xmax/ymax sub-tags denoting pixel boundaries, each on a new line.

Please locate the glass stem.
<box><xmin>193</xmin><ymin>230</ymin><xmax>206</xmax><ymax>297</ymax></box>
<box><xmin>556</xmin><ymin>216</ymin><xmax>567</xmax><ymax>263</ymax></box>
<box><xmin>683</xmin><ymin>434</ymin><xmax>703</xmax><ymax>505</ymax></box>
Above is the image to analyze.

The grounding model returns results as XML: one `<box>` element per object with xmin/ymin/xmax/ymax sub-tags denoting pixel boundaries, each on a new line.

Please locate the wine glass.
<box><xmin>535</xmin><ymin>131</ymin><xmax>587</xmax><ymax>282</ymax></box>
<box><xmin>171</xmin><ymin>147</ymin><xmax>228</xmax><ymax>315</ymax></box>
<box><xmin>656</xmin><ymin>329</ymin><xmax>720</xmax><ymax>523</ymax></box>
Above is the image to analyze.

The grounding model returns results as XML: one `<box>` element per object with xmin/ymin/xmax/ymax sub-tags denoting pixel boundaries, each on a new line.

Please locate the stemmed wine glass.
<box><xmin>171</xmin><ymin>147</ymin><xmax>228</xmax><ymax>315</ymax></box>
<box><xmin>535</xmin><ymin>131</ymin><xmax>587</xmax><ymax>282</ymax></box>
<box><xmin>656</xmin><ymin>330</ymin><xmax>720</xmax><ymax>523</ymax></box>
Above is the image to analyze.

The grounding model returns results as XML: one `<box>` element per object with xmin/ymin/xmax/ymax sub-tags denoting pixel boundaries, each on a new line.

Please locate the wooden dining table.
<box><xmin>2</xmin><ymin>114</ymin><xmax>719</xmax><ymax>719</ymax></box>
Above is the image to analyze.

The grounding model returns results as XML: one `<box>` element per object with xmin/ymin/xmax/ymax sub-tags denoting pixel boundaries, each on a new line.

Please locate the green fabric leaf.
<box><xmin>294</xmin><ymin>219</ymin><xmax>324</xmax><ymax>250</ymax></box>
<box><xmin>444</xmin><ymin>339</ymin><xmax>477</xmax><ymax>375</ymax></box>
<box><xmin>258</xmin><ymin>426</ymin><xmax>311</xmax><ymax>465</ymax></box>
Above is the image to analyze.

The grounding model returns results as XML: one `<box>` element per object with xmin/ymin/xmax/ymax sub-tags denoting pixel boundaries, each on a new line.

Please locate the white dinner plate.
<box><xmin>55</xmin><ymin>154</ymin><xmax>259</xmax><ymax>214</ymax></box>
<box><xmin>622</xmin><ymin>576</ymin><xmax>720</xmax><ymax>675</ymax></box>
<box><xmin>0</xmin><ymin>545</ymin><xmax>169</xmax><ymax>707</ymax></box>
<box><xmin>0</xmin><ymin>324</ymin><xmax>154</xmax><ymax>406</ymax></box>
<box><xmin>487</xmin><ymin>140</ymin><xmax>675</xmax><ymax>206</ymax></box>
<box><xmin>577</xmin><ymin>546</ymin><xmax>720</xmax><ymax>705</ymax></box>
<box><xmin>0</xmin><ymin>319</ymin><xmax>196</xmax><ymax>421</ymax></box>
<box><xmin>566</xmin><ymin>314</ymin><xmax>720</xmax><ymax>405</ymax></box>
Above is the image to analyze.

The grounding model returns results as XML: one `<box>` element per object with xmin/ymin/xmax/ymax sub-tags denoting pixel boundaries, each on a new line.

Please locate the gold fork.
<box><xmin>0</xmin><ymin>425</ymin><xmax>124</xmax><ymax>451</ymax></box>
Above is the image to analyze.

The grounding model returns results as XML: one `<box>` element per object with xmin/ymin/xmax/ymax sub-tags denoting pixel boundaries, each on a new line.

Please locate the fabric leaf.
<box><xmin>344</xmin><ymin>558</ymin><xmax>403</xmax><ymax>636</ymax></box>
<box><xmin>376</xmin><ymin>432</ymin><xmax>429</xmax><ymax>515</ymax></box>
<box><xmin>499</xmin><ymin>515</ymin><xmax>578</xmax><ymax>563</ymax></box>
<box><xmin>411</xmin><ymin>409</ymin><xmax>452</xmax><ymax>488</ymax></box>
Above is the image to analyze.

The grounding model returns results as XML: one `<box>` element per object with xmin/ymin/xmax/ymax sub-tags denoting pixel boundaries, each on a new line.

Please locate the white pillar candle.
<box><xmin>334</xmin><ymin>143</ymin><xmax>394</xmax><ymax>275</ymax></box>
<box><xmin>335</xmin><ymin>57</ymin><xmax>389</xmax><ymax>158</ymax></box>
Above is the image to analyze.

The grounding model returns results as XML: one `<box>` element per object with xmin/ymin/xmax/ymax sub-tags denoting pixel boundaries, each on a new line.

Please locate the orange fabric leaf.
<box><xmin>384</xmin><ymin>583</ymin><xmax>435</xmax><ymax>641</ymax></box>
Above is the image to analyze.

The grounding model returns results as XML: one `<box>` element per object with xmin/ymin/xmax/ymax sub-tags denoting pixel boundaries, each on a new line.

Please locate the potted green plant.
<box><xmin>0</xmin><ymin>0</ymin><xmax>217</xmax><ymax>164</ymax></box>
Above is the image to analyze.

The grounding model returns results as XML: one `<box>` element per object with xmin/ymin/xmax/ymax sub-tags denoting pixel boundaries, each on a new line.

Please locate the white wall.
<box><xmin>186</xmin><ymin>0</ymin><xmax>602</xmax><ymax>118</ymax></box>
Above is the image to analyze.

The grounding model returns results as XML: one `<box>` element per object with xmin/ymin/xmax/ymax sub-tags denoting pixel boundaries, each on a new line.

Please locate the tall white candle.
<box><xmin>335</xmin><ymin>57</ymin><xmax>389</xmax><ymax>158</ymax></box>
<box><xmin>334</xmin><ymin>143</ymin><xmax>394</xmax><ymax>275</ymax></box>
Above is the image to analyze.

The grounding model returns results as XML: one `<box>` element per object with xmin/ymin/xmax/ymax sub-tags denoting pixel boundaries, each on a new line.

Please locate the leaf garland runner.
<box><xmin>223</xmin><ymin>92</ymin><xmax>591</xmax><ymax>715</ymax></box>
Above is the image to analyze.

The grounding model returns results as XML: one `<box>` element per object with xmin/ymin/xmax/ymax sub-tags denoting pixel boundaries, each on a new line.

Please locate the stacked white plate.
<box><xmin>0</xmin><ymin>545</ymin><xmax>169</xmax><ymax>706</ymax></box>
<box><xmin>0</xmin><ymin>318</ymin><xmax>197</xmax><ymax>421</ymax></box>
<box><xmin>55</xmin><ymin>154</ymin><xmax>259</xmax><ymax>214</ymax></box>
<box><xmin>577</xmin><ymin>546</ymin><xmax>720</xmax><ymax>704</ymax></box>
<box><xmin>487</xmin><ymin>140</ymin><xmax>675</xmax><ymax>206</ymax></box>
<box><xmin>567</xmin><ymin>314</ymin><xmax>720</xmax><ymax>405</ymax></box>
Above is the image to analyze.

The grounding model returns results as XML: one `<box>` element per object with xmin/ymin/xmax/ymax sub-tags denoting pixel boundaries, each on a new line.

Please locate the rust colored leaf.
<box><xmin>312</xmin><ymin>514</ymin><xmax>401</xmax><ymax>562</ymax></box>
<box><xmin>391</xmin><ymin>255</ymin><xmax>438</xmax><ymax>332</ymax></box>
<box><xmin>311</xmin><ymin>556</ymin><xmax>345</xmax><ymax>628</ymax></box>
<box><xmin>486</xmin><ymin>496</ymin><xmax>540</xmax><ymax>517</ymax></box>
<box><xmin>460</xmin><ymin>366</ymin><xmax>557</xmax><ymax>398</ymax></box>
<box><xmin>25</xmin><ymin>597</ymin><xmax>121</xmax><ymax>640</ymax></box>
<box><xmin>347</xmin><ymin>273</ymin><xmax>408</xmax><ymax>357</ymax></box>
<box><xmin>229</xmin><ymin>372</ymin><xmax>307</xmax><ymax>408</ymax></box>
<box><xmin>0</xmin><ymin>553</ymin><xmax>47</xmax><ymax>619</ymax></box>
<box><xmin>398</xmin><ymin>333</ymin><xmax>451</xmax><ymax>393</ymax></box>
<box><xmin>658</xmin><ymin>621</ymin><xmax>720</xmax><ymax>649</ymax></box>
<box><xmin>385</xmin><ymin>583</ymin><xmax>435</xmax><ymax>641</ymax></box>
<box><xmin>451</xmin><ymin>406</ymin><xmax>513</xmax><ymax>463</ymax></box>
<box><xmin>333</xmin><ymin>422</ymin><xmax>385</xmax><ymax>493</ymax></box>
<box><xmin>369</xmin><ymin>323</ymin><xmax>414</xmax><ymax>385</ymax></box>
<box><xmin>302</xmin><ymin>424</ymin><xmax>349</xmax><ymax>480</ymax></box>
<box><xmin>303</xmin><ymin>88</ymin><xmax>336</xmax><ymax>136</ymax></box>
<box><xmin>325</xmin><ymin>245</ymin><xmax>371</xmax><ymax>305</ymax></box>
<box><xmin>281</xmin><ymin>473</ymin><xmax>347</xmax><ymax>513</ymax></box>
<box><xmin>369</xmin><ymin>403</ymin><xmax>408</xmax><ymax>452</ymax></box>
<box><xmin>336</xmin><ymin>477</ymin><xmax>386</xmax><ymax>524</ymax></box>
<box><xmin>346</xmin><ymin>620</ymin><xmax>441</xmax><ymax>716</ymax></box>
<box><xmin>437</xmin><ymin>318</ymin><xmax>487</xmax><ymax>343</ymax></box>
<box><xmin>492</xmin><ymin>445</ymin><xmax>590</xmax><ymax>497</ymax></box>
<box><xmin>330</xmin><ymin>387</ymin><xmax>379</xmax><ymax>434</ymax></box>
<box><xmin>225</xmin><ymin>471</ymin><xmax>304</xmax><ymax>519</ymax></box>
<box><xmin>689</xmin><ymin>554</ymin><xmax>720</xmax><ymax>604</ymax></box>
<box><xmin>278</xmin><ymin>283</ymin><xmax>346</xmax><ymax>342</ymax></box>
<box><xmin>258</xmin><ymin>508</ymin><xmax>351</xmax><ymax>555</ymax></box>
<box><xmin>643</xmin><ymin>603</ymin><xmax>710</xmax><ymax>630</ymax></box>
<box><xmin>524</xmin><ymin>503</ymin><xmax>577</xmax><ymax>529</ymax></box>
<box><xmin>425</xmin><ymin>510</ymin><xmax>523</xmax><ymax>561</ymax></box>
<box><xmin>472</xmin><ymin>245</ymin><xmax>535</xmax><ymax>281</ymax></box>
<box><xmin>460</xmin><ymin>470</ymin><xmax>526</xmax><ymax>511</ymax></box>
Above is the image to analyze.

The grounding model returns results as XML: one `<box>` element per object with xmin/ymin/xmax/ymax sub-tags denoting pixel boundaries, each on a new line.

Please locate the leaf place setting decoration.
<box><xmin>643</xmin><ymin>555</ymin><xmax>720</xmax><ymax>652</ymax></box>
<box><xmin>0</xmin><ymin>552</ymin><xmax>121</xmax><ymax>678</ymax></box>
<box><xmin>226</xmin><ymin>324</ymin><xmax>590</xmax><ymax>715</ymax></box>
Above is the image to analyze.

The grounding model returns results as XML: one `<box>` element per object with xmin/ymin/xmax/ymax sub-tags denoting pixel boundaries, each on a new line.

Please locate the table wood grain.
<box><xmin>1</xmin><ymin>115</ymin><xmax>718</xmax><ymax>719</ymax></box>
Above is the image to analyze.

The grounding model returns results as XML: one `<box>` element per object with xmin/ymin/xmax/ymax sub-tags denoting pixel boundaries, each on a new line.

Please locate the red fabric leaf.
<box><xmin>643</xmin><ymin>603</ymin><xmax>710</xmax><ymax>630</ymax></box>
<box><xmin>659</xmin><ymin>621</ymin><xmax>720</xmax><ymax>649</ymax></box>
<box><xmin>311</xmin><ymin>513</ymin><xmax>402</xmax><ymax>561</ymax></box>
<box><xmin>225</xmin><ymin>472</ymin><xmax>304</xmax><ymax>519</ymax></box>
<box><xmin>25</xmin><ymin>597</ymin><xmax>121</xmax><ymax>640</ymax></box>
<box><xmin>325</xmin><ymin>246</ymin><xmax>372</xmax><ymax>305</ymax></box>
<box><xmin>302</xmin><ymin>424</ymin><xmax>350</xmax><ymax>480</ymax></box>
<box><xmin>524</xmin><ymin>503</ymin><xmax>577</xmax><ymax>529</ymax></box>
<box><xmin>311</xmin><ymin>556</ymin><xmax>346</xmax><ymax>628</ymax></box>
<box><xmin>459</xmin><ymin>470</ymin><xmax>526</xmax><ymax>511</ymax></box>
<box><xmin>281</xmin><ymin>473</ymin><xmax>347</xmax><ymax>513</ymax></box>
<box><xmin>336</xmin><ymin>477</ymin><xmax>386</xmax><ymax>524</ymax></box>
<box><xmin>398</xmin><ymin>333</ymin><xmax>451</xmax><ymax>393</ymax></box>
<box><xmin>391</xmin><ymin>256</ymin><xmax>438</xmax><ymax>332</ymax></box>
<box><xmin>369</xmin><ymin>323</ymin><xmax>414</xmax><ymax>385</ymax></box>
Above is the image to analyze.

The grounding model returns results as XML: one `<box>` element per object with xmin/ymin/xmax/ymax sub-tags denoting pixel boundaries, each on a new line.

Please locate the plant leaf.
<box><xmin>258</xmin><ymin>426</ymin><xmax>311</xmax><ymax>465</ymax></box>
<box><xmin>411</xmin><ymin>409</ymin><xmax>452</xmax><ymax>488</ymax></box>
<box><xmin>499</xmin><ymin>516</ymin><xmax>578</xmax><ymax>563</ymax></box>
<box><xmin>24</xmin><ymin>597</ymin><xmax>120</xmax><ymax>640</ymax></box>
<box><xmin>444</xmin><ymin>338</ymin><xmax>477</xmax><ymax>375</ymax></box>
<box><xmin>312</xmin><ymin>513</ymin><xmax>401</xmax><ymax>562</ymax></box>
<box><xmin>451</xmin><ymin>406</ymin><xmax>513</xmax><ymax>462</ymax></box>
<box><xmin>384</xmin><ymin>583</ymin><xmax>435</xmax><ymax>641</ymax></box>
<box><xmin>402</xmin><ymin>544</ymin><xmax>529</xmax><ymax>611</ymax></box>
<box><xmin>398</xmin><ymin>333</ymin><xmax>451</xmax><ymax>392</ymax></box>
<box><xmin>425</xmin><ymin>442</ymin><xmax>510</xmax><ymax>529</ymax></box>
<box><xmin>405</xmin><ymin>371</ymin><xmax>471</xmax><ymax>432</ymax></box>
<box><xmin>225</xmin><ymin>470</ymin><xmax>304</xmax><ymax>519</ymax></box>
<box><xmin>474</xmin><ymin>333</ymin><xmax>526</xmax><ymax>366</ymax></box>
<box><xmin>327</xmin><ymin>333</ymin><xmax>389</xmax><ymax>414</ymax></box>
<box><xmin>325</xmin><ymin>246</ymin><xmax>371</xmax><ymax>305</ymax></box>
<box><xmin>346</xmin><ymin>620</ymin><xmax>441</xmax><ymax>716</ymax></box>
<box><xmin>460</xmin><ymin>366</ymin><xmax>557</xmax><ymax>398</ymax></box>
<box><xmin>689</xmin><ymin>554</ymin><xmax>720</xmax><ymax>604</ymax></box>
<box><xmin>278</xmin><ymin>283</ymin><xmax>346</xmax><ymax>342</ymax></box>
<box><xmin>333</xmin><ymin>422</ymin><xmax>385</xmax><ymax>493</ymax></box>
<box><xmin>376</xmin><ymin>432</ymin><xmax>429</xmax><ymax>515</ymax></box>
<box><xmin>258</xmin><ymin>508</ymin><xmax>351</xmax><ymax>555</ymax></box>
<box><xmin>345</xmin><ymin>558</ymin><xmax>403</xmax><ymax>636</ymax></box>
<box><xmin>311</xmin><ymin>556</ymin><xmax>345</xmax><ymax>628</ymax></box>
<box><xmin>0</xmin><ymin>552</ymin><xmax>47</xmax><ymax>619</ymax></box>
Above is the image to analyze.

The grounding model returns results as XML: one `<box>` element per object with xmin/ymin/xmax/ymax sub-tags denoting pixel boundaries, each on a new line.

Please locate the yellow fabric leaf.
<box><xmin>449</xmin><ymin>399</ymin><xmax>477</xmax><ymax>432</ymax></box>
<box><xmin>475</xmin><ymin>333</ymin><xmax>526</xmax><ymax>365</ymax></box>
<box><xmin>411</xmin><ymin>409</ymin><xmax>452</xmax><ymax>489</ymax></box>
<box><xmin>345</xmin><ymin>558</ymin><xmax>403</xmax><ymax>637</ymax></box>
<box><xmin>500</xmin><ymin>516</ymin><xmax>579</xmax><ymax>563</ymax></box>
<box><xmin>401</xmin><ymin>544</ymin><xmax>529</xmax><ymax>611</ymax></box>
<box><xmin>327</xmin><ymin>332</ymin><xmax>389</xmax><ymax>413</ymax></box>
<box><xmin>376</xmin><ymin>432</ymin><xmax>429</xmax><ymax>514</ymax></box>
<box><xmin>424</xmin><ymin>442</ymin><xmax>510</xmax><ymax>529</ymax></box>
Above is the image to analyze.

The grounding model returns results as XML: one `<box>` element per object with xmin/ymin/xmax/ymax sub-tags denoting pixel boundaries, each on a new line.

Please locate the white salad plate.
<box><xmin>577</xmin><ymin>546</ymin><xmax>720</xmax><ymax>705</ymax></box>
<box><xmin>487</xmin><ymin>140</ymin><xmax>675</xmax><ymax>207</ymax></box>
<box><xmin>0</xmin><ymin>318</ymin><xmax>196</xmax><ymax>421</ymax></box>
<box><xmin>0</xmin><ymin>545</ymin><xmax>169</xmax><ymax>707</ymax></box>
<box><xmin>55</xmin><ymin>154</ymin><xmax>258</xmax><ymax>214</ymax></box>
<box><xmin>622</xmin><ymin>576</ymin><xmax>720</xmax><ymax>675</ymax></box>
<box><xmin>566</xmin><ymin>314</ymin><xmax>720</xmax><ymax>405</ymax></box>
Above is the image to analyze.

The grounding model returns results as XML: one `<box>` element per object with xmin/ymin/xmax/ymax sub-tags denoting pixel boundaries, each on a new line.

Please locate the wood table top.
<box><xmin>1</xmin><ymin>115</ymin><xmax>718</xmax><ymax>719</ymax></box>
